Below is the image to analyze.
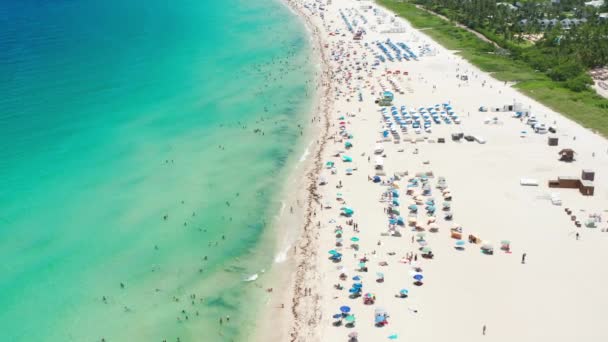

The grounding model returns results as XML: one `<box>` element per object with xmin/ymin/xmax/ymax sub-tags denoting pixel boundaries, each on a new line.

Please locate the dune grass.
<box><xmin>376</xmin><ymin>0</ymin><xmax>608</xmax><ymax>136</ymax></box>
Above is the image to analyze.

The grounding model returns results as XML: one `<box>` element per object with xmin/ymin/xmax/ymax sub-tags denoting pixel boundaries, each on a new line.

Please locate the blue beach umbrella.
<box><xmin>340</xmin><ymin>306</ymin><xmax>351</xmax><ymax>313</ymax></box>
<box><xmin>388</xmin><ymin>334</ymin><xmax>399</xmax><ymax>339</ymax></box>
<box><xmin>456</xmin><ymin>240</ymin><xmax>466</xmax><ymax>246</ymax></box>
<box><xmin>352</xmin><ymin>276</ymin><xmax>361</xmax><ymax>281</ymax></box>
<box><xmin>375</xmin><ymin>315</ymin><xmax>385</xmax><ymax>323</ymax></box>
<box><xmin>329</xmin><ymin>250</ymin><xmax>338</xmax><ymax>255</ymax></box>
<box><xmin>333</xmin><ymin>313</ymin><xmax>343</xmax><ymax>319</ymax></box>
<box><xmin>400</xmin><ymin>289</ymin><xmax>409</xmax><ymax>295</ymax></box>
<box><xmin>351</xmin><ymin>237</ymin><xmax>360</xmax><ymax>242</ymax></box>
<box><xmin>413</xmin><ymin>274</ymin><xmax>424</xmax><ymax>281</ymax></box>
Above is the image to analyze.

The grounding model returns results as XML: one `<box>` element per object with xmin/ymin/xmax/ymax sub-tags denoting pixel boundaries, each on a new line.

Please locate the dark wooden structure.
<box><xmin>548</xmin><ymin>176</ymin><xmax>580</xmax><ymax>189</ymax></box>
<box><xmin>580</xmin><ymin>180</ymin><xmax>595</xmax><ymax>196</ymax></box>
<box><xmin>559</xmin><ymin>149</ymin><xmax>575</xmax><ymax>162</ymax></box>
<box><xmin>581</xmin><ymin>169</ymin><xmax>595</xmax><ymax>181</ymax></box>
<box><xmin>548</xmin><ymin>174</ymin><xmax>595</xmax><ymax>197</ymax></box>
<box><xmin>548</xmin><ymin>136</ymin><xmax>558</xmax><ymax>146</ymax></box>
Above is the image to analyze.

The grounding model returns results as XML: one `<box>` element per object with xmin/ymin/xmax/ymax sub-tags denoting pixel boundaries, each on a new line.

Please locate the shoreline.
<box><xmin>252</xmin><ymin>0</ymin><xmax>333</xmax><ymax>340</ymax></box>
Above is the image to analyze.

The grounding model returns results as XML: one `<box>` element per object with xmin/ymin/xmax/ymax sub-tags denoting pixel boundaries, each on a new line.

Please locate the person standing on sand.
<box><xmin>483</xmin><ymin>325</ymin><xmax>487</xmax><ymax>335</ymax></box>
<box><xmin>521</xmin><ymin>253</ymin><xmax>527</xmax><ymax>264</ymax></box>
<box><xmin>576</xmin><ymin>232</ymin><xmax>580</xmax><ymax>240</ymax></box>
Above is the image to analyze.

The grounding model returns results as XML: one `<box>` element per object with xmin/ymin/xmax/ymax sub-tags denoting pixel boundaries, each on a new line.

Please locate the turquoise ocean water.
<box><xmin>0</xmin><ymin>0</ymin><xmax>313</xmax><ymax>341</ymax></box>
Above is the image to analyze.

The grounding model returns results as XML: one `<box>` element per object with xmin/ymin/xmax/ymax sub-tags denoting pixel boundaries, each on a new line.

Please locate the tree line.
<box><xmin>413</xmin><ymin>0</ymin><xmax>608</xmax><ymax>91</ymax></box>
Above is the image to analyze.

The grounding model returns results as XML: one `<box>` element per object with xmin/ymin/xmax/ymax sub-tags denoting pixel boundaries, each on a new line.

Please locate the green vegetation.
<box><xmin>376</xmin><ymin>0</ymin><xmax>608</xmax><ymax>136</ymax></box>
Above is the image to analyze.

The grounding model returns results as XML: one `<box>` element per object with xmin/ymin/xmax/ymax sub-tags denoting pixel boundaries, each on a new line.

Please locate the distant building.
<box><xmin>585</xmin><ymin>0</ymin><xmax>605</xmax><ymax>8</ymax></box>
<box><xmin>497</xmin><ymin>2</ymin><xmax>518</xmax><ymax>10</ymax></box>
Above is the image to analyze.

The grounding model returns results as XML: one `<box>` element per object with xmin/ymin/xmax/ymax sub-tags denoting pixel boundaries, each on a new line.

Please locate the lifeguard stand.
<box><xmin>376</xmin><ymin>91</ymin><xmax>394</xmax><ymax>106</ymax></box>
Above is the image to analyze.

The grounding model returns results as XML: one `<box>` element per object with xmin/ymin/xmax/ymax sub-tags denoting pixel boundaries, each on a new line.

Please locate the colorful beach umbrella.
<box><xmin>345</xmin><ymin>315</ymin><xmax>356</xmax><ymax>323</ymax></box>
<box><xmin>399</xmin><ymin>289</ymin><xmax>409</xmax><ymax>295</ymax></box>
<box><xmin>351</xmin><ymin>237</ymin><xmax>360</xmax><ymax>242</ymax></box>
<box><xmin>340</xmin><ymin>306</ymin><xmax>351</xmax><ymax>313</ymax></box>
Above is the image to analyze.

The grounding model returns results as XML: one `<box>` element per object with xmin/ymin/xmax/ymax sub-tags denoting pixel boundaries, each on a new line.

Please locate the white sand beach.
<box><xmin>257</xmin><ymin>0</ymin><xmax>608</xmax><ymax>341</ymax></box>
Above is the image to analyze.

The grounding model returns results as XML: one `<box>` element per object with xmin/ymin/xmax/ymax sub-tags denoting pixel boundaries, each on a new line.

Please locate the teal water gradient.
<box><xmin>0</xmin><ymin>0</ymin><xmax>313</xmax><ymax>340</ymax></box>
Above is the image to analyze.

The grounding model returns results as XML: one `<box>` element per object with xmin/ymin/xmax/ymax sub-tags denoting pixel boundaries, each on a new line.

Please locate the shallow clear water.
<box><xmin>0</xmin><ymin>0</ymin><xmax>312</xmax><ymax>340</ymax></box>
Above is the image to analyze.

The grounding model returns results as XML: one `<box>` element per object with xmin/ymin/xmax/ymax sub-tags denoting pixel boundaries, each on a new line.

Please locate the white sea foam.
<box><xmin>299</xmin><ymin>141</ymin><xmax>313</xmax><ymax>162</ymax></box>
<box><xmin>244</xmin><ymin>273</ymin><xmax>258</xmax><ymax>282</ymax></box>
<box><xmin>274</xmin><ymin>249</ymin><xmax>289</xmax><ymax>263</ymax></box>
